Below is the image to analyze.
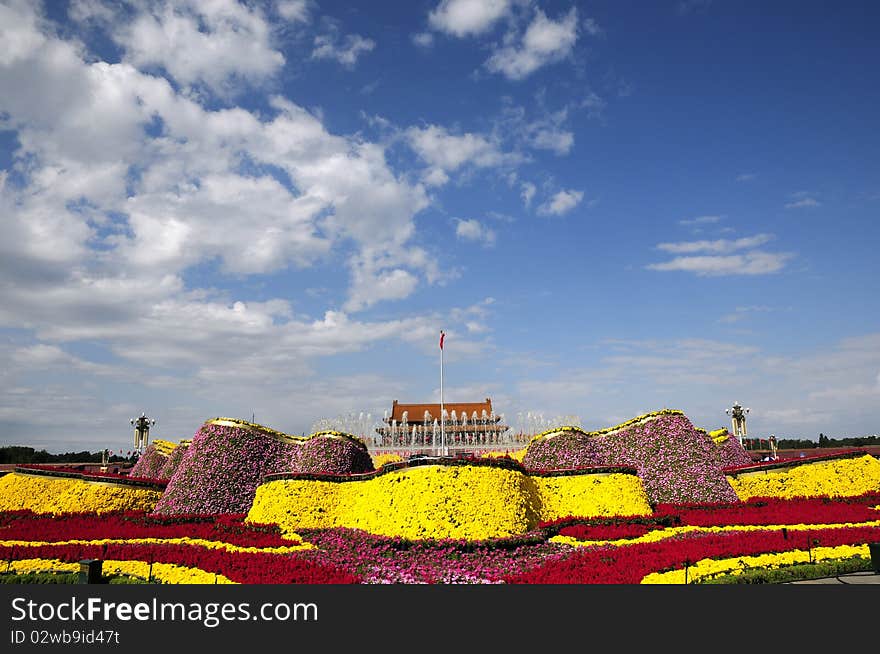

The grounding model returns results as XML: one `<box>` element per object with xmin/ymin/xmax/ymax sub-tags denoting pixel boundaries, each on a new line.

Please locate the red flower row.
<box><xmin>0</xmin><ymin>542</ymin><xmax>360</xmax><ymax>584</ymax></box>
<box><xmin>0</xmin><ymin>511</ymin><xmax>298</xmax><ymax>549</ymax></box>
<box><xmin>504</xmin><ymin>524</ymin><xmax>880</xmax><ymax>583</ymax></box>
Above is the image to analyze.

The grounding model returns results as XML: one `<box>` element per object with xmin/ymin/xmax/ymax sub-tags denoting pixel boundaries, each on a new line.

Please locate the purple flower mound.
<box><xmin>128</xmin><ymin>444</ymin><xmax>168</xmax><ymax>480</ymax></box>
<box><xmin>713</xmin><ymin>432</ymin><xmax>753</xmax><ymax>469</ymax></box>
<box><xmin>158</xmin><ymin>444</ymin><xmax>189</xmax><ymax>480</ymax></box>
<box><xmin>153</xmin><ymin>423</ymin><xmax>295</xmax><ymax>515</ymax></box>
<box><xmin>280</xmin><ymin>435</ymin><xmax>374</xmax><ymax>475</ymax></box>
<box><xmin>522</xmin><ymin>413</ymin><xmax>741</xmax><ymax>505</ymax></box>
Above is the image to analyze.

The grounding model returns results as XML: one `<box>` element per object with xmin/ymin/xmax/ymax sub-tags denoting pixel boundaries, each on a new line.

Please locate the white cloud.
<box><xmin>785</xmin><ymin>197</ymin><xmax>820</xmax><ymax>209</ymax></box>
<box><xmin>537</xmin><ymin>189</ymin><xmax>583</xmax><ymax>216</ymax></box>
<box><xmin>678</xmin><ymin>215</ymin><xmax>723</xmax><ymax>226</ymax></box>
<box><xmin>582</xmin><ymin>17</ymin><xmax>602</xmax><ymax>36</ymax></box>
<box><xmin>428</xmin><ymin>0</ymin><xmax>511</xmax><ymax>37</ymax></box>
<box><xmin>736</xmin><ymin>173</ymin><xmax>756</xmax><ymax>182</ymax></box>
<box><xmin>646</xmin><ymin>252</ymin><xmax>793</xmax><ymax>275</ymax></box>
<box><xmin>312</xmin><ymin>32</ymin><xmax>375</xmax><ymax>68</ymax></box>
<box><xmin>405</xmin><ymin>124</ymin><xmax>518</xmax><ymax>174</ymax></box>
<box><xmin>520</xmin><ymin>181</ymin><xmax>536</xmax><ymax>207</ymax></box>
<box><xmin>529</xmin><ymin>126</ymin><xmax>574</xmax><ymax>155</ymax></box>
<box><xmin>412</xmin><ymin>31</ymin><xmax>435</xmax><ymax>48</ymax></box>
<box><xmin>656</xmin><ymin>233</ymin><xmax>774</xmax><ymax>254</ymax></box>
<box><xmin>276</xmin><ymin>0</ymin><xmax>311</xmax><ymax>23</ymax></box>
<box><xmin>111</xmin><ymin>0</ymin><xmax>286</xmax><ymax>94</ymax></box>
<box><xmin>485</xmin><ymin>8</ymin><xmax>579</xmax><ymax>81</ymax></box>
<box><xmin>455</xmin><ymin>218</ymin><xmax>497</xmax><ymax>247</ymax></box>
<box><xmin>0</xmin><ymin>0</ymin><xmax>435</xmax><ymax>339</ymax></box>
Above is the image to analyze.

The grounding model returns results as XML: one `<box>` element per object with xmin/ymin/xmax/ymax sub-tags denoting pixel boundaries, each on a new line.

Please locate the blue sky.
<box><xmin>1</xmin><ymin>0</ymin><xmax>878</xmax><ymax>452</ymax></box>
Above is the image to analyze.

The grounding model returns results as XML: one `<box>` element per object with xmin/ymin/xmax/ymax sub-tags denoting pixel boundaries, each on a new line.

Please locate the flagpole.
<box><xmin>440</xmin><ymin>330</ymin><xmax>445</xmax><ymax>456</ymax></box>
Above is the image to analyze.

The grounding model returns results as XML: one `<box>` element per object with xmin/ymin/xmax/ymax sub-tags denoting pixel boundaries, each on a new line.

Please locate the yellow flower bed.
<box><xmin>640</xmin><ymin>544</ymin><xmax>870</xmax><ymax>584</ymax></box>
<box><xmin>371</xmin><ymin>453</ymin><xmax>403</xmax><ymax>468</ymax></box>
<box><xmin>5</xmin><ymin>558</ymin><xmax>235</xmax><ymax>584</ymax></box>
<box><xmin>481</xmin><ymin>448</ymin><xmax>528</xmax><ymax>462</ymax></box>
<box><xmin>0</xmin><ymin>473</ymin><xmax>162</xmax><ymax>514</ymax></box>
<box><xmin>727</xmin><ymin>455</ymin><xmax>880</xmax><ymax>500</ymax></box>
<box><xmin>248</xmin><ymin>464</ymin><xmax>651</xmax><ymax>541</ymax></box>
<box><xmin>531</xmin><ymin>474</ymin><xmax>651</xmax><ymax>522</ymax></box>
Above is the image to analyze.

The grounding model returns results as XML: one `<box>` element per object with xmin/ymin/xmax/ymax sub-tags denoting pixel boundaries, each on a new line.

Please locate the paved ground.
<box><xmin>785</xmin><ymin>571</ymin><xmax>880</xmax><ymax>584</ymax></box>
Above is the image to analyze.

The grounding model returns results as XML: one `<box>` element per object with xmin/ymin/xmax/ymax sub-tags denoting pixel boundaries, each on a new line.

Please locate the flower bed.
<box><xmin>158</xmin><ymin>443</ymin><xmax>190</xmax><ymax>479</ymax></box>
<box><xmin>523</xmin><ymin>412</ymin><xmax>743</xmax><ymax>504</ymax></box>
<box><xmin>248</xmin><ymin>459</ymin><xmax>651</xmax><ymax>540</ymax></box>
<box><xmin>726</xmin><ymin>454</ymin><xmax>880</xmax><ymax>500</ymax></box>
<box><xmin>0</xmin><ymin>472</ymin><xmax>163</xmax><ymax>514</ymax></box>
<box><xmin>503</xmin><ymin>523</ymin><xmax>880</xmax><ymax>583</ymax></box>
<box><xmin>2</xmin><ymin>489</ymin><xmax>879</xmax><ymax>583</ymax></box>
<box><xmin>153</xmin><ymin>419</ymin><xmax>374</xmax><ymax>515</ymax></box>
<box><xmin>128</xmin><ymin>444</ymin><xmax>169</xmax><ymax>479</ymax></box>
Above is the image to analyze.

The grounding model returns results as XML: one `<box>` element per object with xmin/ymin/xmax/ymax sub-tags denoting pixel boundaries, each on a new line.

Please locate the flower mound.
<box><xmin>153</xmin><ymin>420</ymin><xmax>374</xmax><ymax>515</ymax></box>
<box><xmin>522</xmin><ymin>411</ymin><xmax>742</xmax><ymax>504</ymax></box>
<box><xmin>153</xmin><ymin>422</ymin><xmax>295</xmax><ymax>515</ymax></box>
<box><xmin>282</xmin><ymin>433</ymin><xmax>373</xmax><ymax>475</ymax></box>
<box><xmin>128</xmin><ymin>444</ymin><xmax>169</xmax><ymax>479</ymax></box>
<box><xmin>158</xmin><ymin>443</ymin><xmax>190</xmax><ymax>479</ymax></box>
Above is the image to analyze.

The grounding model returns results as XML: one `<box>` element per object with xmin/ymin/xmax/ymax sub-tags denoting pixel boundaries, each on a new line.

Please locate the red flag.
<box><xmin>439</xmin><ymin>331</ymin><xmax>445</xmax><ymax>350</ymax></box>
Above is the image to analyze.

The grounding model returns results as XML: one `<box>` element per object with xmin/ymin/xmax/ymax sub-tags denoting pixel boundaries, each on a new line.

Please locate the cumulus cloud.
<box><xmin>455</xmin><ymin>218</ymin><xmax>497</xmax><ymax>247</ymax></box>
<box><xmin>485</xmin><ymin>8</ymin><xmax>579</xmax><ymax>80</ymax></box>
<box><xmin>96</xmin><ymin>0</ymin><xmax>287</xmax><ymax>94</ymax></box>
<box><xmin>405</xmin><ymin>124</ymin><xmax>520</xmax><ymax>177</ymax></box>
<box><xmin>276</xmin><ymin>0</ymin><xmax>311</xmax><ymax>23</ymax></box>
<box><xmin>312</xmin><ymin>32</ymin><xmax>375</xmax><ymax>68</ymax></box>
<box><xmin>428</xmin><ymin>0</ymin><xmax>511</xmax><ymax>37</ymax></box>
<box><xmin>537</xmin><ymin>189</ymin><xmax>583</xmax><ymax>216</ymax></box>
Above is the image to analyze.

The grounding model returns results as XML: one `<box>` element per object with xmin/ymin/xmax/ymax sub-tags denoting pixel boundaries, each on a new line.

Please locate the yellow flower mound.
<box><xmin>641</xmin><ymin>544</ymin><xmax>870</xmax><ymax>584</ymax></box>
<box><xmin>6</xmin><ymin>558</ymin><xmax>235</xmax><ymax>584</ymax></box>
<box><xmin>248</xmin><ymin>464</ymin><xmax>652</xmax><ymax>541</ymax></box>
<box><xmin>0</xmin><ymin>473</ymin><xmax>162</xmax><ymax>514</ymax></box>
<box><xmin>727</xmin><ymin>455</ymin><xmax>880</xmax><ymax>500</ymax></box>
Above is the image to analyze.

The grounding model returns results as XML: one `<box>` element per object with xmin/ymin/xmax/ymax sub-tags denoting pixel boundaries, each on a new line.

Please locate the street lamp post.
<box><xmin>725</xmin><ymin>402</ymin><xmax>750</xmax><ymax>448</ymax></box>
<box><xmin>130</xmin><ymin>413</ymin><xmax>156</xmax><ymax>454</ymax></box>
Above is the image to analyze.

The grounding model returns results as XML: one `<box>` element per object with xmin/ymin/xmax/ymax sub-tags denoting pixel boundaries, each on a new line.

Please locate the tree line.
<box><xmin>742</xmin><ymin>434</ymin><xmax>880</xmax><ymax>450</ymax></box>
<box><xmin>0</xmin><ymin>446</ymin><xmax>133</xmax><ymax>464</ymax></box>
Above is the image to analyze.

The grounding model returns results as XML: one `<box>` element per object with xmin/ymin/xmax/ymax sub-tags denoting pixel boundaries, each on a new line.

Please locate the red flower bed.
<box><xmin>503</xmin><ymin>525</ymin><xmax>880</xmax><ymax>583</ymax></box>
<box><xmin>0</xmin><ymin>542</ymin><xmax>360</xmax><ymax>584</ymax></box>
<box><xmin>0</xmin><ymin>511</ymin><xmax>298</xmax><ymax>548</ymax></box>
<box><xmin>653</xmin><ymin>493</ymin><xmax>880</xmax><ymax>527</ymax></box>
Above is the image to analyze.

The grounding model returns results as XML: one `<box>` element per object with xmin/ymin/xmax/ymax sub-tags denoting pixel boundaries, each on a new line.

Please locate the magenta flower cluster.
<box><xmin>712</xmin><ymin>433</ymin><xmax>753</xmax><ymax>469</ymax></box>
<box><xmin>128</xmin><ymin>445</ymin><xmax>169</xmax><ymax>480</ymax></box>
<box><xmin>280</xmin><ymin>437</ymin><xmax>373</xmax><ymax>475</ymax></box>
<box><xmin>522</xmin><ymin>414</ymin><xmax>742</xmax><ymax>505</ymax></box>
<box><xmin>297</xmin><ymin>527</ymin><xmax>570</xmax><ymax>584</ymax></box>
<box><xmin>158</xmin><ymin>444</ymin><xmax>190</xmax><ymax>479</ymax></box>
